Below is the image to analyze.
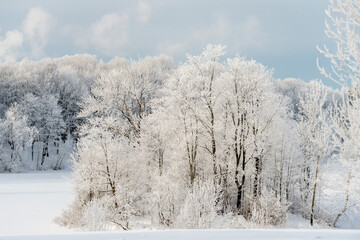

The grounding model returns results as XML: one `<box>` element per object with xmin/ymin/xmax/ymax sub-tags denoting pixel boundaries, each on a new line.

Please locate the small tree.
<box><xmin>298</xmin><ymin>81</ymin><xmax>335</xmax><ymax>226</ymax></box>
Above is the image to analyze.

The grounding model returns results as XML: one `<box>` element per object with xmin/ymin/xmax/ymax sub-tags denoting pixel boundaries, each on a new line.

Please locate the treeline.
<box><xmin>0</xmin><ymin>45</ymin><xmax>358</xmax><ymax>229</ymax></box>
<box><xmin>0</xmin><ymin>54</ymin><xmax>97</xmax><ymax>171</ymax></box>
<box><xmin>45</xmin><ymin>45</ymin><xmax>357</xmax><ymax>230</ymax></box>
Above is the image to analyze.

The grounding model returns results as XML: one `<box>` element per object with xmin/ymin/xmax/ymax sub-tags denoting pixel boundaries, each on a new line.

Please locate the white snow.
<box><xmin>1</xmin><ymin>170</ymin><xmax>359</xmax><ymax>240</ymax></box>
<box><xmin>2</xmin><ymin>229</ymin><xmax>360</xmax><ymax>240</ymax></box>
<box><xmin>0</xmin><ymin>170</ymin><xmax>74</xmax><ymax>235</ymax></box>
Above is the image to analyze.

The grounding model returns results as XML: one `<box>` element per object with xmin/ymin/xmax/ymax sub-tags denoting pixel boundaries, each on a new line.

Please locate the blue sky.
<box><xmin>0</xmin><ymin>0</ymin><xmax>334</xmax><ymax>85</ymax></box>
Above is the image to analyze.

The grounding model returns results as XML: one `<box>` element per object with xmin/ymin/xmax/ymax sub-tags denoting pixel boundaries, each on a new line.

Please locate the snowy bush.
<box><xmin>80</xmin><ymin>199</ymin><xmax>110</xmax><ymax>231</ymax></box>
<box><xmin>152</xmin><ymin>175</ymin><xmax>182</xmax><ymax>227</ymax></box>
<box><xmin>174</xmin><ymin>180</ymin><xmax>221</xmax><ymax>229</ymax></box>
<box><xmin>57</xmin><ymin>197</ymin><xmax>113</xmax><ymax>231</ymax></box>
<box><xmin>54</xmin><ymin>196</ymin><xmax>84</xmax><ymax>228</ymax></box>
<box><xmin>250</xmin><ymin>190</ymin><xmax>288</xmax><ymax>226</ymax></box>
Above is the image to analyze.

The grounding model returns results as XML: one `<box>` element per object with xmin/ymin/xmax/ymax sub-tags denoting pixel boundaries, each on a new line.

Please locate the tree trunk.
<box><xmin>333</xmin><ymin>170</ymin><xmax>351</xmax><ymax>227</ymax></box>
<box><xmin>208</xmin><ymin>62</ymin><xmax>217</xmax><ymax>184</ymax></box>
<box><xmin>253</xmin><ymin>156</ymin><xmax>260</xmax><ymax>199</ymax></box>
<box><xmin>41</xmin><ymin>139</ymin><xmax>49</xmax><ymax>166</ymax></box>
<box><xmin>31</xmin><ymin>140</ymin><xmax>35</xmax><ymax>161</ymax></box>
<box><xmin>10</xmin><ymin>141</ymin><xmax>14</xmax><ymax>161</ymax></box>
<box><xmin>285</xmin><ymin>165</ymin><xmax>291</xmax><ymax>202</ymax></box>
<box><xmin>183</xmin><ymin>114</ymin><xmax>198</xmax><ymax>186</ymax></box>
<box><xmin>310</xmin><ymin>156</ymin><xmax>320</xmax><ymax>226</ymax></box>
<box><xmin>56</xmin><ymin>141</ymin><xmax>59</xmax><ymax>155</ymax></box>
<box><xmin>103</xmin><ymin>142</ymin><xmax>118</xmax><ymax>209</ymax></box>
<box><xmin>235</xmin><ymin>147</ymin><xmax>246</xmax><ymax>213</ymax></box>
<box><xmin>158</xmin><ymin>147</ymin><xmax>164</xmax><ymax>176</ymax></box>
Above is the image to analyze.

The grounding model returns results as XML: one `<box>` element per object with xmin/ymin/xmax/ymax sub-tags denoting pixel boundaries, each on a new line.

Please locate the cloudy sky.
<box><xmin>0</xmin><ymin>0</ymin><xmax>334</xmax><ymax>85</ymax></box>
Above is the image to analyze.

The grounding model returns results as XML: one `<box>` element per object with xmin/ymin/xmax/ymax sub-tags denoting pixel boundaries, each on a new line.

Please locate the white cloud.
<box><xmin>90</xmin><ymin>13</ymin><xmax>129</xmax><ymax>55</ymax></box>
<box><xmin>159</xmin><ymin>42</ymin><xmax>186</xmax><ymax>57</ymax></box>
<box><xmin>211</xmin><ymin>18</ymin><xmax>229</xmax><ymax>40</ymax></box>
<box><xmin>238</xmin><ymin>15</ymin><xmax>265</xmax><ymax>48</ymax></box>
<box><xmin>193</xmin><ymin>15</ymin><xmax>267</xmax><ymax>51</ymax></box>
<box><xmin>0</xmin><ymin>30</ymin><xmax>23</xmax><ymax>62</ymax></box>
<box><xmin>23</xmin><ymin>7</ymin><xmax>54</xmax><ymax>59</ymax></box>
<box><xmin>137</xmin><ymin>1</ymin><xmax>152</xmax><ymax>24</ymax></box>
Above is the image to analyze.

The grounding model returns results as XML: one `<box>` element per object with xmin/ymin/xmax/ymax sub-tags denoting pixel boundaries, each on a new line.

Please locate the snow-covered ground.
<box><xmin>2</xmin><ymin>229</ymin><xmax>360</xmax><ymax>240</ymax></box>
<box><xmin>1</xmin><ymin>170</ymin><xmax>359</xmax><ymax>240</ymax></box>
<box><xmin>0</xmin><ymin>170</ymin><xmax>74</xmax><ymax>235</ymax></box>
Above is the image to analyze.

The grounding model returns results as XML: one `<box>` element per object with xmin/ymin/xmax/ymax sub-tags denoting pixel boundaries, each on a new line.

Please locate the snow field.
<box><xmin>1</xmin><ymin>170</ymin><xmax>359</xmax><ymax>240</ymax></box>
<box><xmin>0</xmin><ymin>170</ymin><xmax>74</xmax><ymax>235</ymax></box>
<box><xmin>2</xmin><ymin>229</ymin><xmax>360</xmax><ymax>240</ymax></box>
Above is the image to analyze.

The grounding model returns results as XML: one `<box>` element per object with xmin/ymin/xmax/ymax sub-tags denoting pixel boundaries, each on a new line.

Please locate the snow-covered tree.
<box><xmin>329</xmin><ymin>89</ymin><xmax>360</xmax><ymax>227</ymax></box>
<box><xmin>15</xmin><ymin>94</ymin><xmax>65</xmax><ymax>168</ymax></box>
<box><xmin>298</xmin><ymin>81</ymin><xmax>335</xmax><ymax>226</ymax></box>
<box><xmin>0</xmin><ymin>104</ymin><xmax>35</xmax><ymax>172</ymax></box>
<box><xmin>221</xmin><ymin>56</ymin><xmax>294</xmax><ymax>217</ymax></box>
<box><xmin>146</xmin><ymin>46</ymin><xmax>296</xmax><ymax>224</ymax></box>
<box><xmin>318</xmin><ymin>0</ymin><xmax>360</xmax><ymax>227</ymax></box>
<box><xmin>59</xmin><ymin>55</ymin><xmax>174</xmax><ymax>229</ymax></box>
<box><xmin>163</xmin><ymin>45</ymin><xmax>225</xmax><ymax>187</ymax></box>
<box><xmin>318</xmin><ymin>0</ymin><xmax>360</xmax><ymax>89</ymax></box>
<box><xmin>57</xmin><ymin>44</ymin><xmax>360</xmax><ymax>229</ymax></box>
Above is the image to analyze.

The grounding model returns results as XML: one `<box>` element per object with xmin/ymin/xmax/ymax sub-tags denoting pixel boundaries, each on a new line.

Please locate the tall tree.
<box><xmin>318</xmin><ymin>0</ymin><xmax>360</xmax><ymax>226</ymax></box>
<box><xmin>298</xmin><ymin>81</ymin><xmax>335</xmax><ymax>226</ymax></box>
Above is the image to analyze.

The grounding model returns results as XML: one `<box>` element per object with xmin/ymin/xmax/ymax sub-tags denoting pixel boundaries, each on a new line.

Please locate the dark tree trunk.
<box><xmin>56</xmin><ymin>141</ymin><xmax>59</xmax><ymax>155</ymax></box>
<box><xmin>10</xmin><ymin>141</ymin><xmax>15</xmax><ymax>161</ymax></box>
<box><xmin>158</xmin><ymin>148</ymin><xmax>164</xmax><ymax>176</ymax></box>
<box><xmin>31</xmin><ymin>140</ymin><xmax>35</xmax><ymax>161</ymax></box>
<box><xmin>41</xmin><ymin>138</ymin><xmax>49</xmax><ymax>166</ymax></box>
<box><xmin>235</xmin><ymin>147</ymin><xmax>246</xmax><ymax>213</ymax></box>
<box><xmin>253</xmin><ymin>156</ymin><xmax>260</xmax><ymax>199</ymax></box>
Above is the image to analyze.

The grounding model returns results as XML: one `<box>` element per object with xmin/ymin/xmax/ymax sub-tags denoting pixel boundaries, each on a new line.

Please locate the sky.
<box><xmin>0</xmin><ymin>0</ymin><xmax>335</xmax><ymax>86</ymax></box>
